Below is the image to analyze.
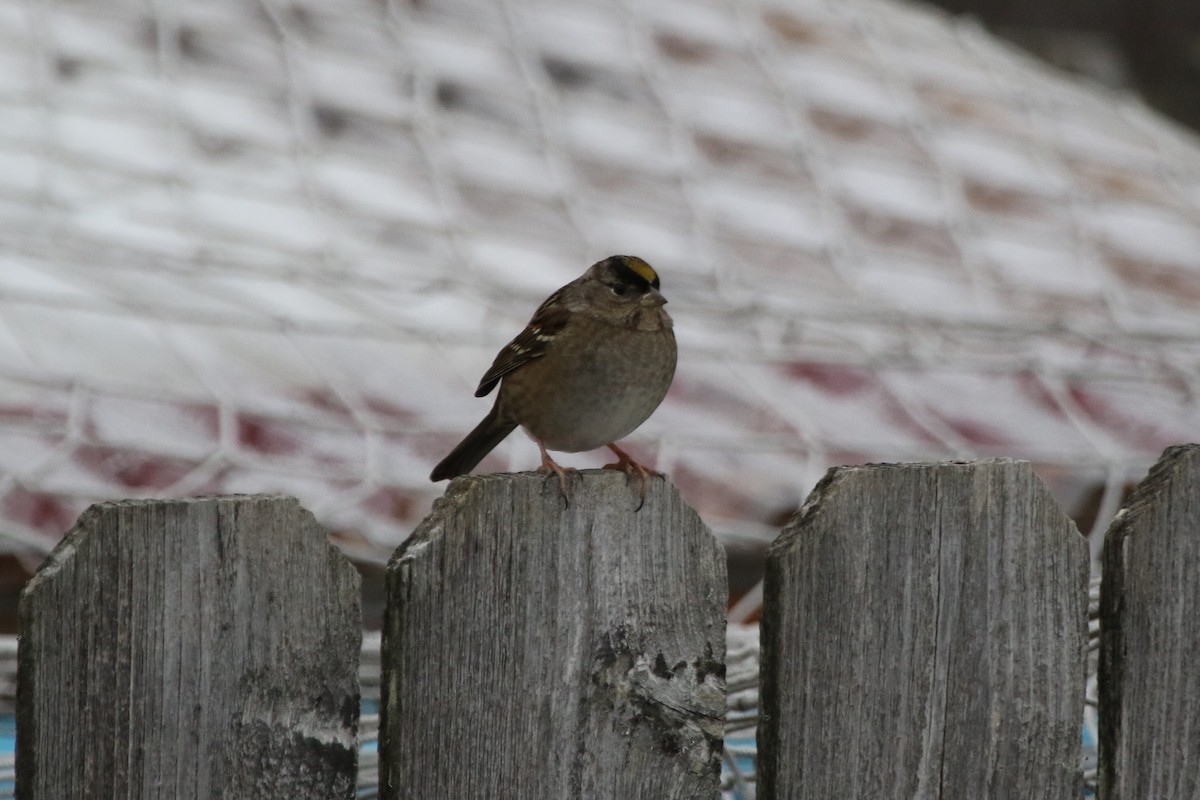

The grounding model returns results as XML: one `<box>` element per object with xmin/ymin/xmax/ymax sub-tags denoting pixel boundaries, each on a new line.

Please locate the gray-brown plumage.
<box><xmin>431</xmin><ymin>255</ymin><xmax>676</xmax><ymax>504</ymax></box>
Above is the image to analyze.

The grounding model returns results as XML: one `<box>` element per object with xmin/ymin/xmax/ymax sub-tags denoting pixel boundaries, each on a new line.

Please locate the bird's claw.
<box><xmin>603</xmin><ymin>443</ymin><xmax>661</xmax><ymax>512</ymax></box>
<box><xmin>537</xmin><ymin>441</ymin><xmax>576</xmax><ymax>508</ymax></box>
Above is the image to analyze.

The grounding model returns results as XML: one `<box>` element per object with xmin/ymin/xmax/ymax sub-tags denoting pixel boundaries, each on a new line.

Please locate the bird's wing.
<box><xmin>475</xmin><ymin>289</ymin><xmax>572</xmax><ymax>397</ymax></box>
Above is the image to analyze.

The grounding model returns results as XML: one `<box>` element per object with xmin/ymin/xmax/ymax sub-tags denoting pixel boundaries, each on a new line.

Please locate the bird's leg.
<box><xmin>536</xmin><ymin>439</ymin><xmax>575</xmax><ymax>506</ymax></box>
<box><xmin>602</xmin><ymin>442</ymin><xmax>661</xmax><ymax>511</ymax></box>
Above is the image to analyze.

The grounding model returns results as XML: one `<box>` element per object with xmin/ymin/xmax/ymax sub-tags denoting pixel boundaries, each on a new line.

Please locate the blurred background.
<box><xmin>1</xmin><ymin>0</ymin><xmax>1198</xmax><ymax>631</ymax></box>
<box><xmin>5</xmin><ymin>0</ymin><xmax>1200</xmax><ymax>794</ymax></box>
<box><xmin>932</xmin><ymin>0</ymin><xmax>1200</xmax><ymax>131</ymax></box>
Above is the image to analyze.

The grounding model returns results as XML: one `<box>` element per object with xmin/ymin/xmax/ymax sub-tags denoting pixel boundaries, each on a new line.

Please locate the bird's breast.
<box><xmin>498</xmin><ymin>321</ymin><xmax>676</xmax><ymax>453</ymax></box>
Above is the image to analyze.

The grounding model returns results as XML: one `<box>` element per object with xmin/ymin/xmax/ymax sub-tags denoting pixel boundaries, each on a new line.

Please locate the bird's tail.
<box><xmin>430</xmin><ymin>404</ymin><xmax>518</xmax><ymax>481</ymax></box>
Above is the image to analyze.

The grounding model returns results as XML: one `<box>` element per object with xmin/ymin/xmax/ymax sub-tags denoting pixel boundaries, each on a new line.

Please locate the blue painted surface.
<box><xmin>0</xmin><ymin>712</ymin><xmax>12</xmax><ymax>796</ymax></box>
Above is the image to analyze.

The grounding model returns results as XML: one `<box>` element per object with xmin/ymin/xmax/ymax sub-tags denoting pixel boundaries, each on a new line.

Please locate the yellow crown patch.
<box><xmin>621</xmin><ymin>256</ymin><xmax>658</xmax><ymax>286</ymax></box>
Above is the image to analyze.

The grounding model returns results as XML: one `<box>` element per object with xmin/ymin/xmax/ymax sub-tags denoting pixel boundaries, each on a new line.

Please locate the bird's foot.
<box><xmin>537</xmin><ymin>441</ymin><xmax>576</xmax><ymax>507</ymax></box>
<box><xmin>602</xmin><ymin>443</ymin><xmax>661</xmax><ymax>512</ymax></box>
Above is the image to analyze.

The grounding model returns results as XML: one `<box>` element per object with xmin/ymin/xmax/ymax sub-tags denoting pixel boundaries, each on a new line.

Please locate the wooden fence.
<box><xmin>13</xmin><ymin>446</ymin><xmax>1200</xmax><ymax>798</ymax></box>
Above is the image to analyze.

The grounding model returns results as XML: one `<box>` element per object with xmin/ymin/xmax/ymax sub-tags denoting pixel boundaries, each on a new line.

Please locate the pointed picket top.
<box><xmin>760</xmin><ymin>460</ymin><xmax>1088</xmax><ymax>799</ymax></box>
<box><xmin>17</xmin><ymin>495</ymin><xmax>362</xmax><ymax>800</ymax></box>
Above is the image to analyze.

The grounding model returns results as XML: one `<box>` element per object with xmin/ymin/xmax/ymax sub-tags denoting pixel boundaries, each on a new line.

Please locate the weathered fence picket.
<box><xmin>16</xmin><ymin>495</ymin><xmax>362</xmax><ymax>800</ymax></box>
<box><xmin>1100</xmin><ymin>444</ymin><xmax>1200</xmax><ymax>800</ymax></box>
<box><xmin>12</xmin><ymin>449</ymin><xmax>1200</xmax><ymax>798</ymax></box>
<box><xmin>379</xmin><ymin>471</ymin><xmax>727</xmax><ymax>800</ymax></box>
<box><xmin>758</xmin><ymin>460</ymin><xmax>1089</xmax><ymax>799</ymax></box>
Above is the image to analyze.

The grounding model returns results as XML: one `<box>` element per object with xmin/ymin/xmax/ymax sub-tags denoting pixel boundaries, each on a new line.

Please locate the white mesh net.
<box><xmin>7</xmin><ymin>0</ymin><xmax>1189</xmax><ymax>794</ymax></box>
<box><xmin>3</xmin><ymin>0</ymin><xmax>1198</xmax><ymax>570</ymax></box>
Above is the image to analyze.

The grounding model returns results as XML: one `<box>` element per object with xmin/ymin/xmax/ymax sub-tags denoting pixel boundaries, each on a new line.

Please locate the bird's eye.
<box><xmin>610</xmin><ymin>282</ymin><xmax>630</xmax><ymax>296</ymax></box>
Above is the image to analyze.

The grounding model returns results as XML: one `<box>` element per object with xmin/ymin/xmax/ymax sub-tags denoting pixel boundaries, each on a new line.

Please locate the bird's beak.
<box><xmin>642</xmin><ymin>288</ymin><xmax>667</xmax><ymax>307</ymax></box>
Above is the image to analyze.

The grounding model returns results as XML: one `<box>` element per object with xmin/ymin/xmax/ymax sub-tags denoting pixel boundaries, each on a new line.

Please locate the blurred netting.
<box><xmin>1</xmin><ymin>0</ymin><xmax>1199</xmax><ymax>573</ymax></box>
<box><xmin>0</xmin><ymin>0</ymin><xmax>1194</xmax><ymax>793</ymax></box>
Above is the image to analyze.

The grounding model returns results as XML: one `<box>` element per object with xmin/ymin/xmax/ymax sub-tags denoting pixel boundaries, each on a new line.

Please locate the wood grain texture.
<box><xmin>760</xmin><ymin>460</ymin><xmax>1088</xmax><ymax>800</ymax></box>
<box><xmin>17</xmin><ymin>495</ymin><xmax>362</xmax><ymax>800</ymax></box>
<box><xmin>1100</xmin><ymin>445</ymin><xmax>1200</xmax><ymax>800</ymax></box>
<box><xmin>380</xmin><ymin>471</ymin><xmax>726</xmax><ymax>800</ymax></box>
